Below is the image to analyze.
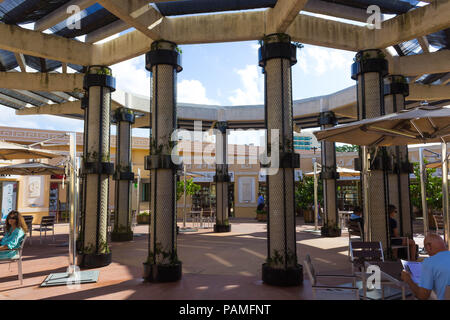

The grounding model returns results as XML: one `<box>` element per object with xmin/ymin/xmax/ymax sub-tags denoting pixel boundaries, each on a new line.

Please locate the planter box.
<box><xmin>143</xmin><ymin>262</ymin><xmax>182</xmax><ymax>283</ymax></box>
<box><xmin>321</xmin><ymin>226</ymin><xmax>342</xmax><ymax>238</ymax></box>
<box><xmin>256</xmin><ymin>212</ymin><xmax>267</xmax><ymax>222</ymax></box>
<box><xmin>303</xmin><ymin>209</ymin><xmax>314</xmax><ymax>223</ymax></box>
<box><xmin>137</xmin><ymin>214</ymin><xmax>150</xmax><ymax>224</ymax></box>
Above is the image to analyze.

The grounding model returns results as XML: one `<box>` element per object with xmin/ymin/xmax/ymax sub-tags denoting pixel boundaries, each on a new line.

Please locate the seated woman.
<box><xmin>388</xmin><ymin>204</ymin><xmax>416</xmax><ymax>261</ymax></box>
<box><xmin>0</xmin><ymin>210</ymin><xmax>27</xmax><ymax>259</ymax></box>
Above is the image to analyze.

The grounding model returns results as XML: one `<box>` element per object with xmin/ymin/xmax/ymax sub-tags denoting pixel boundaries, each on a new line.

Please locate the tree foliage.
<box><xmin>295</xmin><ymin>176</ymin><xmax>323</xmax><ymax>210</ymax></box>
<box><xmin>176</xmin><ymin>178</ymin><xmax>201</xmax><ymax>202</ymax></box>
<box><xmin>410</xmin><ymin>162</ymin><xmax>442</xmax><ymax>211</ymax></box>
<box><xmin>335</xmin><ymin>144</ymin><xmax>359</xmax><ymax>153</ymax></box>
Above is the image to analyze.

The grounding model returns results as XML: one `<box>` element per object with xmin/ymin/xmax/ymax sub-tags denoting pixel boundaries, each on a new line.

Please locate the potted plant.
<box><xmin>137</xmin><ymin>211</ymin><xmax>151</xmax><ymax>224</ymax></box>
<box><xmin>256</xmin><ymin>208</ymin><xmax>267</xmax><ymax>222</ymax></box>
<box><xmin>295</xmin><ymin>176</ymin><xmax>322</xmax><ymax>223</ymax></box>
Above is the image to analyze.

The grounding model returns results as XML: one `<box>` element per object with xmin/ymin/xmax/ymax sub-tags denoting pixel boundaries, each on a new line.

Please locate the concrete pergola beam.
<box><xmin>368</xmin><ymin>0</ymin><xmax>450</xmax><ymax>49</ymax></box>
<box><xmin>85</xmin><ymin>20</ymin><xmax>129</xmax><ymax>44</ymax></box>
<box><xmin>34</xmin><ymin>0</ymin><xmax>97</xmax><ymax>32</ymax></box>
<box><xmin>407</xmin><ymin>84</ymin><xmax>450</xmax><ymax>101</ymax></box>
<box><xmin>266</xmin><ymin>0</ymin><xmax>308</xmax><ymax>34</ymax></box>
<box><xmin>390</xmin><ymin>50</ymin><xmax>450</xmax><ymax>77</ymax></box>
<box><xmin>16</xmin><ymin>100</ymin><xmax>83</xmax><ymax>115</ymax></box>
<box><xmin>97</xmin><ymin>0</ymin><xmax>164</xmax><ymax>40</ymax></box>
<box><xmin>0</xmin><ymin>72</ymin><xmax>84</xmax><ymax>92</ymax></box>
<box><xmin>0</xmin><ymin>23</ymin><xmax>92</xmax><ymax>65</ymax></box>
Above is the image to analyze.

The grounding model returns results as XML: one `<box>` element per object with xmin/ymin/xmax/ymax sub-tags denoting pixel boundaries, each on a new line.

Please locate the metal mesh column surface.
<box><xmin>79</xmin><ymin>66</ymin><xmax>115</xmax><ymax>268</ymax></box>
<box><xmin>144</xmin><ymin>40</ymin><xmax>182</xmax><ymax>283</ymax></box>
<box><xmin>384</xmin><ymin>75</ymin><xmax>412</xmax><ymax>238</ymax></box>
<box><xmin>319</xmin><ymin>112</ymin><xmax>340</xmax><ymax>237</ymax></box>
<box><xmin>259</xmin><ymin>34</ymin><xmax>302</xmax><ymax>286</ymax></box>
<box><xmin>214</xmin><ymin>122</ymin><xmax>231</xmax><ymax>233</ymax></box>
<box><xmin>352</xmin><ymin>49</ymin><xmax>390</xmax><ymax>249</ymax></box>
<box><xmin>112</xmin><ymin>108</ymin><xmax>135</xmax><ymax>242</ymax></box>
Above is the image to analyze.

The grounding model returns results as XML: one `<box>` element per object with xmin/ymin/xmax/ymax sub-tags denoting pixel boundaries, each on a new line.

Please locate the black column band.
<box><xmin>83</xmin><ymin>74</ymin><xmax>116</xmax><ymax>91</ymax></box>
<box><xmin>384</xmin><ymin>82</ymin><xmax>409</xmax><ymax>97</ymax></box>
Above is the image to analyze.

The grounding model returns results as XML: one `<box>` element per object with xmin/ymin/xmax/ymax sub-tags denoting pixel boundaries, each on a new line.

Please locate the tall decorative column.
<box><xmin>259</xmin><ymin>33</ymin><xmax>302</xmax><ymax>286</ymax></box>
<box><xmin>319</xmin><ymin>111</ymin><xmax>340</xmax><ymax>237</ymax></box>
<box><xmin>384</xmin><ymin>75</ymin><xmax>413</xmax><ymax>239</ymax></box>
<box><xmin>351</xmin><ymin>49</ymin><xmax>390</xmax><ymax>249</ymax></box>
<box><xmin>214</xmin><ymin>121</ymin><xmax>231</xmax><ymax>233</ymax></box>
<box><xmin>111</xmin><ymin>108</ymin><xmax>135</xmax><ymax>242</ymax></box>
<box><xmin>144</xmin><ymin>40</ymin><xmax>182</xmax><ymax>282</ymax></box>
<box><xmin>79</xmin><ymin>66</ymin><xmax>115</xmax><ymax>268</ymax></box>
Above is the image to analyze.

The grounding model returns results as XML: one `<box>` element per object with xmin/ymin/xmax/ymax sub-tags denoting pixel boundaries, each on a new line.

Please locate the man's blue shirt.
<box><xmin>419</xmin><ymin>251</ymin><xmax>450</xmax><ymax>300</ymax></box>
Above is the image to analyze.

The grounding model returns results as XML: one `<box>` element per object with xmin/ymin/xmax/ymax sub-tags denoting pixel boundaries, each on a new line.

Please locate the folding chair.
<box><xmin>304</xmin><ymin>254</ymin><xmax>360</xmax><ymax>300</ymax></box>
<box><xmin>0</xmin><ymin>235</ymin><xmax>27</xmax><ymax>285</ymax></box>
<box><xmin>391</xmin><ymin>236</ymin><xmax>410</xmax><ymax>261</ymax></box>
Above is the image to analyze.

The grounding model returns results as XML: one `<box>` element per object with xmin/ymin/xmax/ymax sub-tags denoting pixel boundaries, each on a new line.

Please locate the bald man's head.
<box><xmin>424</xmin><ymin>233</ymin><xmax>447</xmax><ymax>256</ymax></box>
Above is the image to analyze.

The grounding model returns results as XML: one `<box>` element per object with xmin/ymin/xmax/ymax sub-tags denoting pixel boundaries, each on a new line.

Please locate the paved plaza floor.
<box><xmin>0</xmin><ymin>218</ymin><xmax>427</xmax><ymax>300</ymax></box>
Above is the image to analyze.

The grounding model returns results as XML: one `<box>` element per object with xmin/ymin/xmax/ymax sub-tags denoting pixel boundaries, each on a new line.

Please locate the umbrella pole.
<box><xmin>362</xmin><ymin>146</ymin><xmax>370</xmax><ymax>241</ymax></box>
<box><xmin>442</xmin><ymin>142</ymin><xmax>449</xmax><ymax>248</ymax></box>
<box><xmin>419</xmin><ymin>148</ymin><xmax>429</xmax><ymax>238</ymax></box>
<box><xmin>314</xmin><ymin>161</ymin><xmax>318</xmax><ymax>231</ymax></box>
<box><xmin>183</xmin><ymin>165</ymin><xmax>187</xmax><ymax>228</ymax></box>
<box><xmin>68</xmin><ymin>132</ymin><xmax>78</xmax><ymax>275</ymax></box>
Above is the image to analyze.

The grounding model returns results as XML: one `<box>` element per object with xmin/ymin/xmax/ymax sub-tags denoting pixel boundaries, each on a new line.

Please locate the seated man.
<box><xmin>401</xmin><ymin>233</ymin><xmax>450</xmax><ymax>300</ymax></box>
<box><xmin>389</xmin><ymin>204</ymin><xmax>416</xmax><ymax>261</ymax></box>
<box><xmin>350</xmin><ymin>206</ymin><xmax>363</xmax><ymax>226</ymax></box>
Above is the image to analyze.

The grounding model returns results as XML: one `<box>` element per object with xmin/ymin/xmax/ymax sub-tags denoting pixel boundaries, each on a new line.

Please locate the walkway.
<box><xmin>0</xmin><ymin>218</ymin><xmax>425</xmax><ymax>300</ymax></box>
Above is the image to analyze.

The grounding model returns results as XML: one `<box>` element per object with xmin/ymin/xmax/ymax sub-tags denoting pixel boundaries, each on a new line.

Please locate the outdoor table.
<box><xmin>362</xmin><ymin>260</ymin><xmax>408</xmax><ymax>300</ymax></box>
<box><xmin>190</xmin><ymin>211</ymin><xmax>203</xmax><ymax>228</ymax></box>
<box><xmin>338</xmin><ymin>211</ymin><xmax>353</xmax><ymax>229</ymax></box>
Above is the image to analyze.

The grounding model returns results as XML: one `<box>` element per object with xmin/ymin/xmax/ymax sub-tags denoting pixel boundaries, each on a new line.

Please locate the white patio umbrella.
<box><xmin>0</xmin><ymin>141</ymin><xmax>61</xmax><ymax>160</ymax></box>
<box><xmin>305</xmin><ymin>165</ymin><xmax>360</xmax><ymax>177</ymax></box>
<box><xmin>0</xmin><ymin>162</ymin><xmax>65</xmax><ymax>176</ymax></box>
<box><xmin>314</xmin><ymin>106</ymin><xmax>450</xmax><ymax>247</ymax></box>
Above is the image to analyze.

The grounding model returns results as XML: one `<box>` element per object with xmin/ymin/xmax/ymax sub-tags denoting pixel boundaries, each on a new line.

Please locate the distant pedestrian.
<box><xmin>257</xmin><ymin>193</ymin><xmax>265</xmax><ymax>211</ymax></box>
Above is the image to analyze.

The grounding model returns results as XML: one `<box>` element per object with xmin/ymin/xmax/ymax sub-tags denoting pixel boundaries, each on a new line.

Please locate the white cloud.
<box><xmin>228</xmin><ymin>65</ymin><xmax>264</xmax><ymax>106</ymax></box>
<box><xmin>299</xmin><ymin>46</ymin><xmax>354</xmax><ymax>76</ymax></box>
<box><xmin>111</xmin><ymin>56</ymin><xmax>150</xmax><ymax>97</ymax></box>
<box><xmin>177</xmin><ymin>79</ymin><xmax>219</xmax><ymax>105</ymax></box>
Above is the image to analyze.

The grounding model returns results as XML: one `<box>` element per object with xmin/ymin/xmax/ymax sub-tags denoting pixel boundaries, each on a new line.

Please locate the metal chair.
<box><xmin>433</xmin><ymin>215</ymin><xmax>445</xmax><ymax>241</ymax></box>
<box><xmin>0</xmin><ymin>234</ymin><xmax>27</xmax><ymax>285</ymax></box>
<box><xmin>22</xmin><ymin>215</ymin><xmax>33</xmax><ymax>244</ymax></box>
<box><xmin>303</xmin><ymin>254</ymin><xmax>360</xmax><ymax>300</ymax></box>
<box><xmin>34</xmin><ymin>216</ymin><xmax>55</xmax><ymax>244</ymax></box>
<box><xmin>390</xmin><ymin>236</ymin><xmax>410</xmax><ymax>261</ymax></box>
<box><xmin>347</xmin><ymin>219</ymin><xmax>363</xmax><ymax>256</ymax></box>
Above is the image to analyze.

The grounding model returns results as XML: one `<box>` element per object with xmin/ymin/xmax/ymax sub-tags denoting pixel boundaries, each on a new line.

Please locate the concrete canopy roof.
<box><xmin>0</xmin><ymin>0</ymin><xmax>449</xmax><ymax>129</ymax></box>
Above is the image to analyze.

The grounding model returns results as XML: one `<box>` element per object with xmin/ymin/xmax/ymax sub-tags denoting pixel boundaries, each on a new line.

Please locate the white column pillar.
<box><xmin>319</xmin><ymin>111</ymin><xmax>340</xmax><ymax>237</ymax></box>
<box><xmin>111</xmin><ymin>108</ymin><xmax>135</xmax><ymax>242</ymax></box>
<box><xmin>259</xmin><ymin>33</ymin><xmax>302</xmax><ymax>286</ymax></box>
<box><xmin>79</xmin><ymin>66</ymin><xmax>115</xmax><ymax>268</ymax></box>
<box><xmin>352</xmin><ymin>49</ymin><xmax>390</xmax><ymax>250</ymax></box>
<box><xmin>144</xmin><ymin>40</ymin><xmax>182</xmax><ymax>282</ymax></box>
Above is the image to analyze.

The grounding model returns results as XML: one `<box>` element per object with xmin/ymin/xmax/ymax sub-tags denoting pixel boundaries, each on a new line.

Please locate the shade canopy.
<box><xmin>305</xmin><ymin>166</ymin><xmax>360</xmax><ymax>177</ymax></box>
<box><xmin>0</xmin><ymin>141</ymin><xmax>61</xmax><ymax>160</ymax></box>
<box><xmin>314</xmin><ymin>107</ymin><xmax>450</xmax><ymax>147</ymax></box>
<box><xmin>0</xmin><ymin>162</ymin><xmax>65</xmax><ymax>176</ymax></box>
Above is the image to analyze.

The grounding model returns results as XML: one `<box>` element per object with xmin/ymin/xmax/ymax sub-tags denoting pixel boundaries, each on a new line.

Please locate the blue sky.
<box><xmin>0</xmin><ymin>40</ymin><xmax>357</xmax><ymax>138</ymax></box>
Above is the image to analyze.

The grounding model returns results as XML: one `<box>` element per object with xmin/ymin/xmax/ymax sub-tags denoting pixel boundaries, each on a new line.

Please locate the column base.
<box><xmin>320</xmin><ymin>226</ymin><xmax>342</xmax><ymax>238</ymax></box>
<box><xmin>262</xmin><ymin>263</ymin><xmax>303</xmax><ymax>286</ymax></box>
<box><xmin>214</xmin><ymin>224</ymin><xmax>231</xmax><ymax>233</ymax></box>
<box><xmin>111</xmin><ymin>231</ymin><xmax>133</xmax><ymax>242</ymax></box>
<box><xmin>78</xmin><ymin>252</ymin><xmax>112</xmax><ymax>269</ymax></box>
<box><xmin>143</xmin><ymin>262</ymin><xmax>182</xmax><ymax>283</ymax></box>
